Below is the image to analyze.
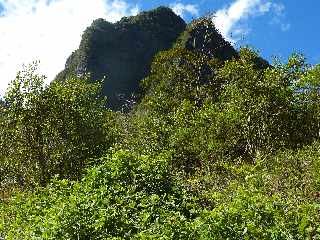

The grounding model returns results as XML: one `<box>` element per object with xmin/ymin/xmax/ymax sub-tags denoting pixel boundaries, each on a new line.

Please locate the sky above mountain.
<box><xmin>0</xmin><ymin>0</ymin><xmax>318</xmax><ymax>95</ymax></box>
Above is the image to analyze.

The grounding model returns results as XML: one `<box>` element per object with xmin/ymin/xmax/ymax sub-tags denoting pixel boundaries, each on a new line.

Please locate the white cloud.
<box><xmin>0</xmin><ymin>0</ymin><xmax>139</xmax><ymax>96</ymax></box>
<box><xmin>212</xmin><ymin>0</ymin><xmax>290</xmax><ymax>43</ymax></box>
<box><xmin>170</xmin><ymin>2</ymin><xmax>199</xmax><ymax>18</ymax></box>
<box><xmin>213</xmin><ymin>0</ymin><xmax>269</xmax><ymax>43</ymax></box>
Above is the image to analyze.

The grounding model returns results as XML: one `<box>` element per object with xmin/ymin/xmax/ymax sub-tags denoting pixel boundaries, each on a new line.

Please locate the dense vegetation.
<box><xmin>1</xmin><ymin>12</ymin><xmax>320</xmax><ymax>240</ymax></box>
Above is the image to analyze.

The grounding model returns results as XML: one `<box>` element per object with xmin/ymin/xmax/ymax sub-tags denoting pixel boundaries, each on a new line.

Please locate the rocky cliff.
<box><xmin>56</xmin><ymin>7</ymin><xmax>186</xmax><ymax>110</ymax></box>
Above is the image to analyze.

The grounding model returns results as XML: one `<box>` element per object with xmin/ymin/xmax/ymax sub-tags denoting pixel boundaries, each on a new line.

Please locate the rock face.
<box><xmin>56</xmin><ymin>7</ymin><xmax>186</xmax><ymax>110</ymax></box>
<box><xmin>175</xmin><ymin>18</ymin><xmax>238</xmax><ymax>61</ymax></box>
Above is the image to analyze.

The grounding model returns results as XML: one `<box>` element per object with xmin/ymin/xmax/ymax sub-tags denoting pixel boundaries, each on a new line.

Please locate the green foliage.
<box><xmin>1</xmin><ymin>150</ymin><xmax>199</xmax><ymax>239</ymax></box>
<box><xmin>141</xmin><ymin>48</ymin><xmax>220</xmax><ymax>111</ymax></box>
<box><xmin>2</xmin><ymin>145</ymin><xmax>320</xmax><ymax>239</ymax></box>
<box><xmin>0</xmin><ymin>63</ymin><xmax>115</xmax><ymax>188</ymax></box>
<box><xmin>131</xmin><ymin>48</ymin><xmax>320</xmax><ymax>168</ymax></box>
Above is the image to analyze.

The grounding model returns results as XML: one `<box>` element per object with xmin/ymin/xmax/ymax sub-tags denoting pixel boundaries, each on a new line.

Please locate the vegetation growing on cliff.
<box><xmin>56</xmin><ymin>7</ymin><xmax>186</xmax><ymax>110</ymax></box>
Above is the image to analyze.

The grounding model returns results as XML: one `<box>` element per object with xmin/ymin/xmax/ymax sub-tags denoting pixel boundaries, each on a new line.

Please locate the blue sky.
<box><xmin>0</xmin><ymin>0</ymin><xmax>319</xmax><ymax>94</ymax></box>
<box><xmin>136</xmin><ymin>0</ymin><xmax>319</xmax><ymax>64</ymax></box>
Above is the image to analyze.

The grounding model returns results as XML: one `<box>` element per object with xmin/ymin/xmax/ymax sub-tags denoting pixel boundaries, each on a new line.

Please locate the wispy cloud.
<box><xmin>170</xmin><ymin>2</ymin><xmax>199</xmax><ymax>18</ymax></box>
<box><xmin>0</xmin><ymin>0</ymin><xmax>139</xmax><ymax>96</ymax></box>
<box><xmin>269</xmin><ymin>3</ymin><xmax>290</xmax><ymax>32</ymax></box>
<box><xmin>212</xmin><ymin>0</ymin><xmax>290</xmax><ymax>43</ymax></box>
<box><xmin>280</xmin><ymin>23</ymin><xmax>290</xmax><ymax>31</ymax></box>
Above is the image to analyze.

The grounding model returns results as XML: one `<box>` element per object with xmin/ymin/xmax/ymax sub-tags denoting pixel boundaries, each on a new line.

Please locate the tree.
<box><xmin>0</xmin><ymin>63</ymin><xmax>113</xmax><ymax>187</ymax></box>
<box><xmin>126</xmin><ymin>48</ymin><xmax>320</xmax><ymax>172</ymax></box>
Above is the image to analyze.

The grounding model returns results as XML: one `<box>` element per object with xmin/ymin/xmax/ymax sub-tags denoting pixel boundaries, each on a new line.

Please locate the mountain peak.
<box><xmin>175</xmin><ymin>18</ymin><xmax>238</xmax><ymax>61</ymax></box>
<box><xmin>56</xmin><ymin>7</ymin><xmax>186</xmax><ymax>110</ymax></box>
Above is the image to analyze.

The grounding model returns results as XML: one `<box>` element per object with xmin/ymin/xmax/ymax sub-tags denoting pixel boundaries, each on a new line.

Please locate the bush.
<box><xmin>1</xmin><ymin>150</ymin><xmax>200</xmax><ymax>239</ymax></box>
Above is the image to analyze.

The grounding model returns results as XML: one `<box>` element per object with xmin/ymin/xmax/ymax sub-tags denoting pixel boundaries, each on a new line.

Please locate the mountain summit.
<box><xmin>56</xmin><ymin>7</ymin><xmax>186</xmax><ymax>109</ymax></box>
<box><xmin>56</xmin><ymin>7</ymin><xmax>240</xmax><ymax>110</ymax></box>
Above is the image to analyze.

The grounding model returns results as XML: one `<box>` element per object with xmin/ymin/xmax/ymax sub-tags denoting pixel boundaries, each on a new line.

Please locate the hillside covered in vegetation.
<box><xmin>1</xmin><ymin>7</ymin><xmax>320</xmax><ymax>240</ymax></box>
